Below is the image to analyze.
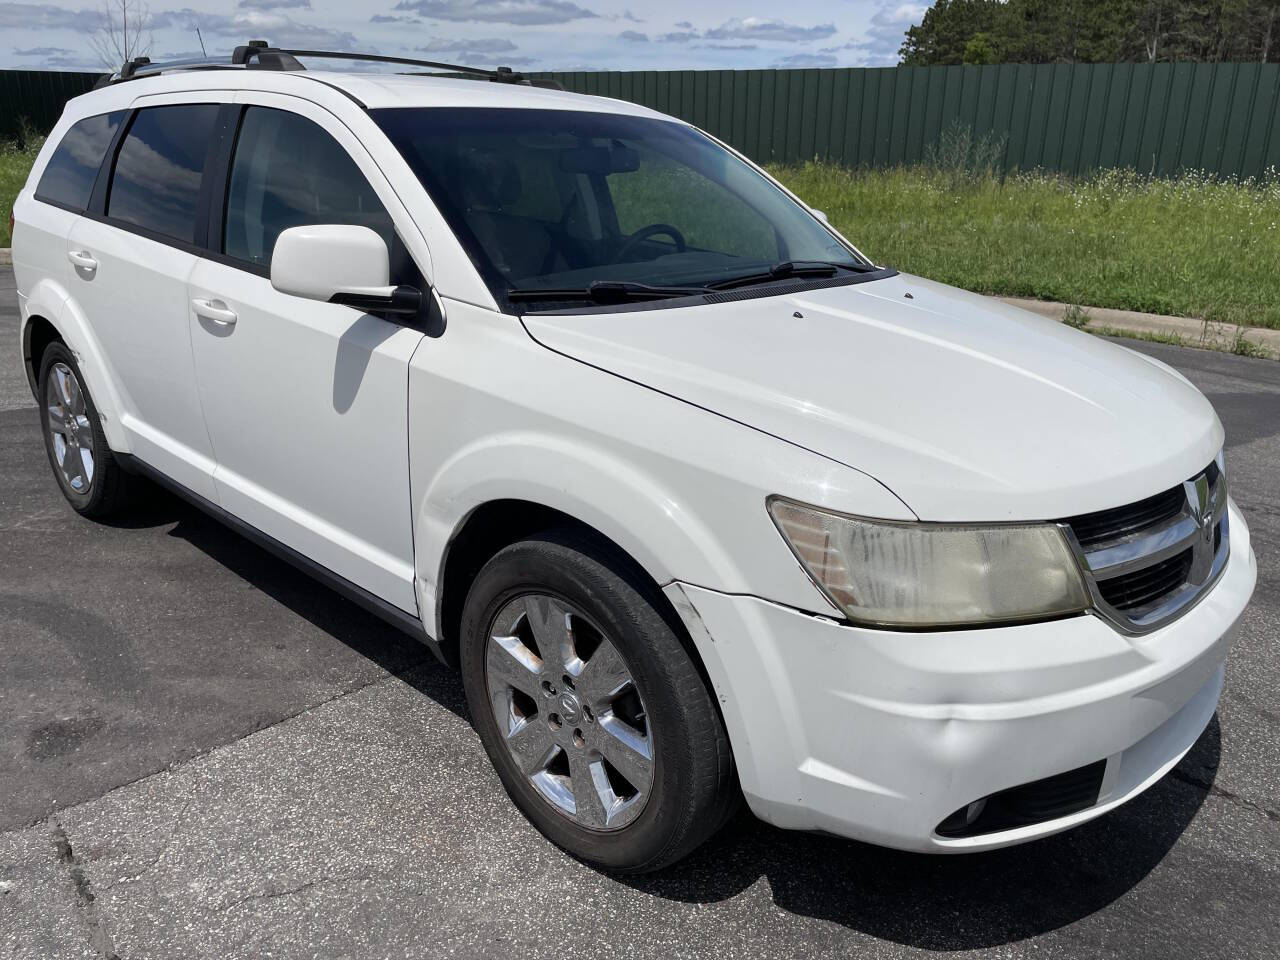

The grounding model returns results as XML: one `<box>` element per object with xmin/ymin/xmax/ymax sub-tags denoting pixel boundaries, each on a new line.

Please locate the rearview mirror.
<box><xmin>270</xmin><ymin>225</ymin><xmax>422</xmax><ymax>315</ymax></box>
<box><xmin>811</xmin><ymin>209</ymin><xmax>829</xmax><ymax>223</ymax></box>
<box><xmin>560</xmin><ymin>144</ymin><xmax>641</xmax><ymax>175</ymax></box>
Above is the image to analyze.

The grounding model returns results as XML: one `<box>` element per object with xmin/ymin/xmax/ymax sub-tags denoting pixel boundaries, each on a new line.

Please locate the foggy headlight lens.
<box><xmin>768</xmin><ymin>498</ymin><xmax>1090</xmax><ymax>628</ymax></box>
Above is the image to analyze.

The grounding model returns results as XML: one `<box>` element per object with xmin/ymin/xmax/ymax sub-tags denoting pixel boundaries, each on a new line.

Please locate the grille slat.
<box><xmin>1098</xmin><ymin>549</ymin><xmax>1193</xmax><ymax>611</ymax></box>
<box><xmin>1062</xmin><ymin>460</ymin><xmax>1227</xmax><ymax>630</ymax></box>
<box><xmin>1066</xmin><ymin>486</ymin><xmax>1185</xmax><ymax>548</ymax></box>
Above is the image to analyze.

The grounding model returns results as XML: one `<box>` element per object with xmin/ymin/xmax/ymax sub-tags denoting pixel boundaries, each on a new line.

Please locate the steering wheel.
<box><xmin>613</xmin><ymin>223</ymin><xmax>687</xmax><ymax>262</ymax></box>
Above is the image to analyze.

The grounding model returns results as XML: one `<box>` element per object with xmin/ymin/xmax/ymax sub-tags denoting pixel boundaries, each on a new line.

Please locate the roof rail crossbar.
<box><xmin>106</xmin><ymin>41</ymin><xmax>564</xmax><ymax>91</ymax></box>
<box><xmin>266</xmin><ymin>48</ymin><xmax>528</xmax><ymax>83</ymax></box>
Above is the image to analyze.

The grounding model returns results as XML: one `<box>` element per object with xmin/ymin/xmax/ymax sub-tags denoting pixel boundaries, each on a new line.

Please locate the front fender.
<box><xmin>416</xmin><ymin>428</ymin><xmax>738</xmax><ymax>623</ymax></box>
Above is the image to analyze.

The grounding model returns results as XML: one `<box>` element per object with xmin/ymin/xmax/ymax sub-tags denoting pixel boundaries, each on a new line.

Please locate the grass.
<box><xmin>1</xmin><ymin>132</ymin><xmax>42</xmax><ymax>247</ymax></box>
<box><xmin>769</xmin><ymin>162</ymin><xmax>1280</xmax><ymax>330</ymax></box>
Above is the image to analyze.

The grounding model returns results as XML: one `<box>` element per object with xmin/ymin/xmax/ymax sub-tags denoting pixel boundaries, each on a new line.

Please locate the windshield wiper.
<box><xmin>705</xmin><ymin>259</ymin><xmax>878</xmax><ymax>291</ymax></box>
<box><xmin>508</xmin><ymin>280</ymin><xmax>712</xmax><ymax>305</ymax></box>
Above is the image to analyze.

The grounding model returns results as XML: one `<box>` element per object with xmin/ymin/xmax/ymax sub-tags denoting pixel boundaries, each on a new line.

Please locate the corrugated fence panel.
<box><xmin>0</xmin><ymin>69</ymin><xmax>102</xmax><ymax>140</ymax></box>
<box><xmin>538</xmin><ymin>62</ymin><xmax>1280</xmax><ymax>180</ymax></box>
<box><xmin>6</xmin><ymin>64</ymin><xmax>1279</xmax><ymax>179</ymax></box>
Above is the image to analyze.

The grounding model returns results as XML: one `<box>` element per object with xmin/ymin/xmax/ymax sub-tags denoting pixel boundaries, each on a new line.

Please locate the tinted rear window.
<box><xmin>35</xmin><ymin>111</ymin><xmax>126</xmax><ymax>212</ymax></box>
<box><xmin>107</xmin><ymin>104</ymin><xmax>219</xmax><ymax>244</ymax></box>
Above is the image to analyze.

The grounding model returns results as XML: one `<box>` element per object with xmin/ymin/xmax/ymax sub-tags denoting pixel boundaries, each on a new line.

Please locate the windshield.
<box><xmin>373</xmin><ymin>107</ymin><xmax>867</xmax><ymax>310</ymax></box>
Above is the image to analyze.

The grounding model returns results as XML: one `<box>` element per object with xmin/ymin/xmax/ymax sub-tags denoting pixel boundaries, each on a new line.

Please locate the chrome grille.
<box><xmin>1060</xmin><ymin>456</ymin><xmax>1229</xmax><ymax>634</ymax></box>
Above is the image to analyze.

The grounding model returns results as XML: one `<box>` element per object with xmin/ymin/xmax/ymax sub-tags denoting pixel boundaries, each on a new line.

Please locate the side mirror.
<box><xmin>270</xmin><ymin>224</ymin><xmax>422</xmax><ymax>315</ymax></box>
<box><xmin>811</xmin><ymin>209</ymin><xmax>829</xmax><ymax>224</ymax></box>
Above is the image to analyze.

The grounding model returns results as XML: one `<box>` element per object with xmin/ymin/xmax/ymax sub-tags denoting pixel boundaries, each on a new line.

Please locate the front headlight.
<box><xmin>768</xmin><ymin>498</ymin><xmax>1091</xmax><ymax>628</ymax></box>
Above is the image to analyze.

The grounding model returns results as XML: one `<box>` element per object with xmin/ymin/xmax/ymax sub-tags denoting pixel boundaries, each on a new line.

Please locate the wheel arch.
<box><xmin>432</xmin><ymin>496</ymin><xmax>740</xmax><ymax>798</ymax></box>
<box><xmin>19</xmin><ymin>279</ymin><xmax>132</xmax><ymax>453</ymax></box>
<box><xmin>435</xmin><ymin>498</ymin><xmax>691</xmax><ymax>670</ymax></box>
<box><xmin>21</xmin><ymin>313</ymin><xmax>62</xmax><ymax>400</ymax></box>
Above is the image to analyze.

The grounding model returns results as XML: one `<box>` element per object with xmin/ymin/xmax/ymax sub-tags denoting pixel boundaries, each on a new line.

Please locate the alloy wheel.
<box><xmin>485</xmin><ymin>593</ymin><xmax>654</xmax><ymax>830</ymax></box>
<box><xmin>45</xmin><ymin>362</ymin><xmax>95</xmax><ymax>495</ymax></box>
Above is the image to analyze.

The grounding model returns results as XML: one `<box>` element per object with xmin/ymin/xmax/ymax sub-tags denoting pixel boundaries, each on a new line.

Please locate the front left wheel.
<box><xmin>38</xmin><ymin>342</ymin><xmax>134</xmax><ymax>519</ymax></box>
<box><xmin>460</xmin><ymin>529</ymin><xmax>738</xmax><ymax>873</ymax></box>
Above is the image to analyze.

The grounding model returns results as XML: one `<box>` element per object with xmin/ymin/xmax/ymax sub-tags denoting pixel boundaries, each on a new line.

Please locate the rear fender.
<box><xmin>21</xmin><ymin>276</ymin><xmax>132</xmax><ymax>453</ymax></box>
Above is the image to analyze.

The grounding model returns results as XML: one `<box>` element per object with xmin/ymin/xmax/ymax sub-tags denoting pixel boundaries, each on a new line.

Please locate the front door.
<box><xmin>186</xmin><ymin>101</ymin><xmax>424</xmax><ymax>611</ymax></box>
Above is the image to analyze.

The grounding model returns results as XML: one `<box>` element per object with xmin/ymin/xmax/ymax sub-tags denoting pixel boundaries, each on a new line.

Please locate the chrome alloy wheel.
<box><xmin>45</xmin><ymin>362</ymin><xmax>95</xmax><ymax>494</ymax></box>
<box><xmin>486</xmin><ymin>594</ymin><xmax>654</xmax><ymax>830</ymax></box>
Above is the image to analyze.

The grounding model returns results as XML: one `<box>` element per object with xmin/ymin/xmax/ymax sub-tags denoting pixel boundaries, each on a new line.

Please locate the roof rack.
<box><xmin>103</xmin><ymin>40</ymin><xmax>563</xmax><ymax>89</ymax></box>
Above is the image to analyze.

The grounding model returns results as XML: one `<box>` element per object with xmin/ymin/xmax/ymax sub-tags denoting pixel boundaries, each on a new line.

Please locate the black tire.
<box><xmin>37</xmin><ymin>342</ymin><xmax>134</xmax><ymax>519</ymax></box>
<box><xmin>460</xmin><ymin>528</ymin><xmax>738</xmax><ymax>873</ymax></box>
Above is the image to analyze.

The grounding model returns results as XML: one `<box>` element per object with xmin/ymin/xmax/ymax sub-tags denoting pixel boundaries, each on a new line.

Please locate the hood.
<box><xmin>521</xmin><ymin>273</ymin><xmax>1224</xmax><ymax>522</ymax></box>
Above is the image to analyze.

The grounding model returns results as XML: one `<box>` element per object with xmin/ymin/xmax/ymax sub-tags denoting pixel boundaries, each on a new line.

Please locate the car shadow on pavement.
<box><xmin>622</xmin><ymin>717</ymin><xmax>1220</xmax><ymax>951</ymax></box>
<box><xmin>152</xmin><ymin>488</ymin><xmax>468</xmax><ymax>720</ymax></box>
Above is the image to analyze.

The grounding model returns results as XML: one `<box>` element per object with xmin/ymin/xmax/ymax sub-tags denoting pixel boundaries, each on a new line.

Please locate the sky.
<box><xmin>0</xmin><ymin>0</ymin><xmax>928</xmax><ymax>73</ymax></box>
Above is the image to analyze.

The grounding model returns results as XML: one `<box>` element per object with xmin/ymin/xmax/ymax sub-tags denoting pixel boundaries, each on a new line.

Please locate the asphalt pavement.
<box><xmin>1</xmin><ymin>264</ymin><xmax>1277</xmax><ymax>959</ymax></box>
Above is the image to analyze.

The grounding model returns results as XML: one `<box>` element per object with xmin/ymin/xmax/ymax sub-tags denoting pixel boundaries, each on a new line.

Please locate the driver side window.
<box><xmin>223</xmin><ymin>107</ymin><xmax>396</xmax><ymax>268</ymax></box>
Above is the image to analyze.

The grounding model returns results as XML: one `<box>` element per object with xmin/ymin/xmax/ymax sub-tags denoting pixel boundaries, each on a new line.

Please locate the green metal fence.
<box><xmin>4</xmin><ymin>63</ymin><xmax>1279</xmax><ymax>180</ymax></box>
<box><xmin>0</xmin><ymin>69</ymin><xmax>102</xmax><ymax>141</ymax></box>
<box><xmin>540</xmin><ymin>62</ymin><xmax>1280</xmax><ymax>180</ymax></box>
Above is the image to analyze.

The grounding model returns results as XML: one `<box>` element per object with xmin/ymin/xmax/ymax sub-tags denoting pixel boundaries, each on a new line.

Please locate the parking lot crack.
<box><xmin>213</xmin><ymin>870</ymin><xmax>383</xmax><ymax>915</ymax></box>
<box><xmin>1170</xmin><ymin>769</ymin><xmax>1280</xmax><ymax>823</ymax></box>
<box><xmin>51</xmin><ymin>820</ymin><xmax>121</xmax><ymax>960</ymax></box>
<box><xmin>96</xmin><ymin>791</ymin><xmax>196</xmax><ymax>894</ymax></box>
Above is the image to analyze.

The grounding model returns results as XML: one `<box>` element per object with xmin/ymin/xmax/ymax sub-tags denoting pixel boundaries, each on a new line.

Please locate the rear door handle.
<box><xmin>67</xmin><ymin>250</ymin><xmax>98</xmax><ymax>273</ymax></box>
<box><xmin>191</xmin><ymin>298</ymin><xmax>238</xmax><ymax>326</ymax></box>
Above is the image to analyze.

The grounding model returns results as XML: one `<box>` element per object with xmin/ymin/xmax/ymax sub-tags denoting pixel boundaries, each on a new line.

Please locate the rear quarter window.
<box><xmin>34</xmin><ymin>111</ymin><xmax>126</xmax><ymax>212</ymax></box>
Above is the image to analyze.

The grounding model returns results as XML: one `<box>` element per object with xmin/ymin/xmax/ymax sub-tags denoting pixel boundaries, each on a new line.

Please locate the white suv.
<box><xmin>11</xmin><ymin>46</ymin><xmax>1256</xmax><ymax>872</ymax></box>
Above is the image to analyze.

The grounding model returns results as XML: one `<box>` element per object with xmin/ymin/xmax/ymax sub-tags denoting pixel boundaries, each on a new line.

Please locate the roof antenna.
<box><xmin>195</xmin><ymin>26</ymin><xmax>207</xmax><ymax>57</ymax></box>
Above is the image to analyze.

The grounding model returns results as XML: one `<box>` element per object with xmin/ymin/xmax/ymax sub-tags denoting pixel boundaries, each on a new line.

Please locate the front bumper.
<box><xmin>665</xmin><ymin>499</ymin><xmax>1256</xmax><ymax>853</ymax></box>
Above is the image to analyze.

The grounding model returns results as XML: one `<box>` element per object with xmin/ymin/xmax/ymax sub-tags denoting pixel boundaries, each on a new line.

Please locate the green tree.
<box><xmin>899</xmin><ymin>0</ymin><xmax>1280</xmax><ymax>64</ymax></box>
<box><xmin>962</xmin><ymin>32</ymin><xmax>1000</xmax><ymax>63</ymax></box>
<box><xmin>900</xmin><ymin>0</ymin><xmax>1008</xmax><ymax>65</ymax></box>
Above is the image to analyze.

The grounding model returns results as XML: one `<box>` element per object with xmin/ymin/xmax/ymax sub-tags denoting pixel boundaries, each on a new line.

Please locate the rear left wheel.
<box><xmin>38</xmin><ymin>343</ymin><xmax>134</xmax><ymax>519</ymax></box>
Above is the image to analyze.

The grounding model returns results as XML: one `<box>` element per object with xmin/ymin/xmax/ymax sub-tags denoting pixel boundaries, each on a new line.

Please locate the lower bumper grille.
<box><xmin>935</xmin><ymin>760</ymin><xmax>1107</xmax><ymax>838</ymax></box>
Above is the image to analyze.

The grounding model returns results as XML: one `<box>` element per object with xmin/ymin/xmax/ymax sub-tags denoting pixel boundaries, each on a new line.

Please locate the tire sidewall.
<box><xmin>460</xmin><ymin>535</ymin><xmax>706</xmax><ymax>872</ymax></box>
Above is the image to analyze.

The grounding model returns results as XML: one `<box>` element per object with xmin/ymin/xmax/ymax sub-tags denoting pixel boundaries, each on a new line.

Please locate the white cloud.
<box><xmin>705</xmin><ymin>16</ymin><xmax>836</xmax><ymax>44</ymax></box>
<box><xmin>0</xmin><ymin>2</ymin><xmax>99</xmax><ymax>31</ymax></box>
<box><xmin>152</xmin><ymin>8</ymin><xmax>358</xmax><ymax>49</ymax></box>
<box><xmin>856</xmin><ymin>2</ymin><xmax>925</xmax><ymax>64</ymax></box>
<box><xmin>773</xmin><ymin>51</ymin><xmax>836</xmax><ymax>67</ymax></box>
<box><xmin>238</xmin><ymin>0</ymin><xmax>311</xmax><ymax>10</ymax></box>
<box><xmin>390</xmin><ymin>0</ymin><xmax>597</xmax><ymax>25</ymax></box>
<box><xmin>12</xmin><ymin>44</ymin><xmax>76</xmax><ymax>55</ymax></box>
<box><xmin>619</xmin><ymin>29</ymin><xmax>646</xmax><ymax>42</ymax></box>
<box><xmin>417</xmin><ymin>37</ymin><xmax>518</xmax><ymax>53</ymax></box>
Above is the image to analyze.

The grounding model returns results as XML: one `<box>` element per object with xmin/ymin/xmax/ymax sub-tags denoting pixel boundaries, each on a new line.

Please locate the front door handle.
<box><xmin>191</xmin><ymin>298</ymin><xmax>238</xmax><ymax>326</ymax></box>
<box><xmin>67</xmin><ymin>250</ymin><xmax>98</xmax><ymax>274</ymax></box>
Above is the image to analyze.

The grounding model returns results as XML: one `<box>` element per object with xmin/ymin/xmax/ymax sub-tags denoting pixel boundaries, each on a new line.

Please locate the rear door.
<box><xmin>21</xmin><ymin>110</ymin><xmax>126</xmax><ymax>296</ymax></box>
<box><xmin>65</xmin><ymin>96</ymin><xmax>230</xmax><ymax>499</ymax></box>
<box><xmin>186</xmin><ymin>96</ymin><xmax>426</xmax><ymax>611</ymax></box>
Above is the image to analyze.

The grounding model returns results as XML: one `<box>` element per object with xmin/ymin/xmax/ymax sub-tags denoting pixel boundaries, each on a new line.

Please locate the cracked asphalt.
<box><xmin>2</xmin><ymin>263</ymin><xmax>1278</xmax><ymax>959</ymax></box>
